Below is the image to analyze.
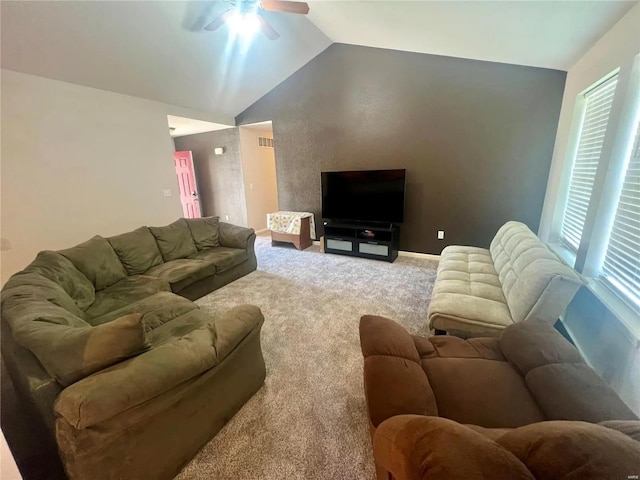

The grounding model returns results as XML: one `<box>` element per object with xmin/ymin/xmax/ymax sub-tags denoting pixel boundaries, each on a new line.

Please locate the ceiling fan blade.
<box><xmin>258</xmin><ymin>15</ymin><xmax>280</xmax><ymax>40</ymax></box>
<box><xmin>204</xmin><ymin>10</ymin><xmax>233</xmax><ymax>31</ymax></box>
<box><xmin>260</xmin><ymin>0</ymin><xmax>309</xmax><ymax>15</ymax></box>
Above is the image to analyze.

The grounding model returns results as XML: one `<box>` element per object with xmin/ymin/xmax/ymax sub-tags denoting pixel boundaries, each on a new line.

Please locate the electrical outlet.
<box><xmin>437</xmin><ymin>230</ymin><xmax>445</xmax><ymax>240</ymax></box>
<box><xmin>225</xmin><ymin>215</ymin><xmax>230</xmax><ymax>221</ymax></box>
<box><xmin>163</xmin><ymin>189</ymin><xmax>171</xmax><ymax>197</ymax></box>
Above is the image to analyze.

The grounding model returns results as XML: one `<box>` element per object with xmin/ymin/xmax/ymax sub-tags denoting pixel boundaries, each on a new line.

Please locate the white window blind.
<box><xmin>602</xmin><ymin>119</ymin><xmax>640</xmax><ymax>306</ymax></box>
<box><xmin>561</xmin><ymin>75</ymin><xmax>619</xmax><ymax>251</ymax></box>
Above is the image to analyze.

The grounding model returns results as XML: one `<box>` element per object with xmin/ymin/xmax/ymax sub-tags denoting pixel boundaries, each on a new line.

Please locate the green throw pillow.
<box><xmin>149</xmin><ymin>219</ymin><xmax>197</xmax><ymax>261</ymax></box>
<box><xmin>108</xmin><ymin>227</ymin><xmax>164</xmax><ymax>275</ymax></box>
<box><xmin>59</xmin><ymin>236</ymin><xmax>128</xmax><ymax>291</ymax></box>
<box><xmin>25</xmin><ymin>312</ymin><xmax>148</xmax><ymax>386</ymax></box>
<box><xmin>185</xmin><ymin>217</ymin><xmax>220</xmax><ymax>250</ymax></box>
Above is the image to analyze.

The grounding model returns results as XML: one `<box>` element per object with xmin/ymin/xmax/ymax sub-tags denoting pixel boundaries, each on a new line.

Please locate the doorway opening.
<box><xmin>238</xmin><ymin>121</ymin><xmax>279</xmax><ymax>233</ymax></box>
<box><xmin>167</xmin><ymin>114</ymin><xmax>231</xmax><ymax>219</ymax></box>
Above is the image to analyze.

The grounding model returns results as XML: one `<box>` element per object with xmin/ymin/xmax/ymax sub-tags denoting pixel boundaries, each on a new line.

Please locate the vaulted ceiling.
<box><xmin>1</xmin><ymin>1</ymin><xmax>636</xmax><ymax>119</ymax></box>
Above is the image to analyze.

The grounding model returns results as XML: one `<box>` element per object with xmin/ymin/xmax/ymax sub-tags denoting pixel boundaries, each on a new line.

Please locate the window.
<box><xmin>561</xmin><ymin>75</ymin><xmax>619</xmax><ymax>251</ymax></box>
<box><xmin>601</xmin><ymin>119</ymin><xmax>640</xmax><ymax>306</ymax></box>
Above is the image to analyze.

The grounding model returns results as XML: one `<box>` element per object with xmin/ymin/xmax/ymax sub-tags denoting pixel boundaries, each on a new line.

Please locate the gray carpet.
<box><xmin>176</xmin><ymin>235</ymin><xmax>438</xmax><ymax>480</ymax></box>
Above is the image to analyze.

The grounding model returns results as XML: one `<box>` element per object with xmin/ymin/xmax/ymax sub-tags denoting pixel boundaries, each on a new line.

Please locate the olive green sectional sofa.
<box><xmin>1</xmin><ymin>217</ymin><xmax>264</xmax><ymax>480</ymax></box>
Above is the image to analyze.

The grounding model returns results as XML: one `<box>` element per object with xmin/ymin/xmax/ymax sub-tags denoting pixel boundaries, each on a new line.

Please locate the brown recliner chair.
<box><xmin>359</xmin><ymin>315</ymin><xmax>639</xmax><ymax>479</ymax></box>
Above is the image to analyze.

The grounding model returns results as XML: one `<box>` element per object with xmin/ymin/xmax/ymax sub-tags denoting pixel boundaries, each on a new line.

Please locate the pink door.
<box><xmin>174</xmin><ymin>151</ymin><xmax>202</xmax><ymax>219</ymax></box>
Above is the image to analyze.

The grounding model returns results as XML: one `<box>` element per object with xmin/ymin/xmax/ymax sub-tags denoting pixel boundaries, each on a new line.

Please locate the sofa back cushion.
<box><xmin>22</xmin><ymin>251</ymin><xmax>95</xmax><ymax>311</ymax></box>
<box><xmin>59</xmin><ymin>236</ymin><xmax>127</xmax><ymax>291</ymax></box>
<box><xmin>108</xmin><ymin>227</ymin><xmax>163</xmax><ymax>275</ymax></box>
<box><xmin>185</xmin><ymin>216</ymin><xmax>220</xmax><ymax>250</ymax></box>
<box><xmin>489</xmin><ymin>222</ymin><xmax>584</xmax><ymax>323</ymax></box>
<box><xmin>149</xmin><ymin>219</ymin><xmax>197</xmax><ymax>261</ymax></box>
<box><xmin>496</xmin><ymin>421</ymin><xmax>640</xmax><ymax>479</ymax></box>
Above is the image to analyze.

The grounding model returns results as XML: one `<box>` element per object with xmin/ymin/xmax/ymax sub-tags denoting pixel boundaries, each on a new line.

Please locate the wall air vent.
<box><xmin>257</xmin><ymin>136</ymin><xmax>274</xmax><ymax>148</ymax></box>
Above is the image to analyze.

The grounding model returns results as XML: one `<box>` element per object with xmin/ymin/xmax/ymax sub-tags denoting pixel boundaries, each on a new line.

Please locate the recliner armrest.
<box><xmin>373</xmin><ymin>415</ymin><xmax>534</xmax><ymax>480</ymax></box>
<box><xmin>54</xmin><ymin>305</ymin><xmax>264</xmax><ymax>429</ymax></box>
<box><xmin>219</xmin><ymin>222</ymin><xmax>256</xmax><ymax>250</ymax></box>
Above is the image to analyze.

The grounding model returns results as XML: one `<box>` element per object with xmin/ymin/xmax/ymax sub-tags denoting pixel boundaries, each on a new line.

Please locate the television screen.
<box><xmin>321</xmin><ymin>169</ymin><xmax>406</xmax><ymax>224</ymax></box>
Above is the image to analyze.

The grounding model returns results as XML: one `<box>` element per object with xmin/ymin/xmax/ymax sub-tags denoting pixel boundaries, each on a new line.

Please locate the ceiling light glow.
<box><xmin>226</xmin><ymin>11</ymin><xmax>260</xmax><ymax>37</ymax></box>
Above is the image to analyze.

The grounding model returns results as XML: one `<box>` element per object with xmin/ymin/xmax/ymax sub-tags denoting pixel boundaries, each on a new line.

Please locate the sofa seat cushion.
<box><xmin>59</xmin><ymin>236</ymin><xmax>128</xmax><ymax>291</ymax></box>
<box><xmin>84</xmin><ymin>275</ymin><xmax>170</xmax><ymax>321</ymax></box>
<box><xmin>188</xmin><ymin>247</ymin><xmax>248</xmax><ymax>273</ymax></box>
<box><xmin>149</xmin><ymin>219</ymin><xmax>197</xmax><ymax>262</ymax></box>
<box><xmin>88</xmin><ymin>291</ymin><xmax>198</xmax><ymax>330</ymax></box>
<box><xmin>144</xmin><ymin>259</ymin><xmax>215</xmax><ymax>293</ymax></box>
<box><xmin>428</xmin><ymin>246</ymin><xmax>513</xmax><ymax>336</ymax></box>
<box><xmin>420</xmin><ymin>357</ymin><xmax>546</xmax><ymax>428</ymax></box>
<box><xmin>108</xmin><ymin>227</ymin><xmax>163</xmax><ymax>275</ymax></box>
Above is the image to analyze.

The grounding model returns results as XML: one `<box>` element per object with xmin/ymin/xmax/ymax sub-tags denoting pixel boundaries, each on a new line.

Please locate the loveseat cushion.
<box><xmin>84</xmin><ymin>275</ymin><xmax>171</xmax><ymax>321</ymax></box>
<box><xmin>185</xmin><ymin>217</ymin><xmax>220</xmax><ymax>250</ymax></box>
<box><xmin>149</xmin><ymin>219</ymin><xmax>197</xmax><ymax>261</ymax></box>
<box><xmin>22</xmin><ymin>251</ymin><xmax>95</xmax><ymax>310</ymax></box>
<box><xmin>108</xmin><ymin>227</ymin><xmax>163</xmax><ymax>275</ymax></box>
<box><xmin>428</xmin><ymin>245</ymin><xmax>513</xmax><ymax>336</ymax></box>
<box><xmin>188</xmin><ymin>247</ymin><xmax>248</xmax><ymax>273</ymax></box>
<box><xmin>88</xmin><ymin>291</ymin><xmax>197</xmax><ymax>329</ymax></box>
<box><xmin>496</xmin><ymin>421</ymin><xmax>640</xmax><ymax>479</ymax></box>
<box><xmin>144</xmin><ymin>259</ymin><xmax>215</xmax><ymax>293</ymax></box>
<box><xmin>59</xmin><ymin>236</ymin><xmax>128</xmax><ymax>290</ymax></box>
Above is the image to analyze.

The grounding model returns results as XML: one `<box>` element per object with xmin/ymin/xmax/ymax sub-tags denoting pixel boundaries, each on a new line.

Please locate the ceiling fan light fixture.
<box><xmin>226</xmin><ymin>10</ymin><xmax>261</xmax><ymax>37</ymax></box>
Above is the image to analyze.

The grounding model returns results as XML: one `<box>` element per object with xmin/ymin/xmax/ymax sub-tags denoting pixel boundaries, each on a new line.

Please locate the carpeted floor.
<box><xmin>176</xmin><ymin>235</ymin><xmax>438</xmax><ymax>480</ymax></box>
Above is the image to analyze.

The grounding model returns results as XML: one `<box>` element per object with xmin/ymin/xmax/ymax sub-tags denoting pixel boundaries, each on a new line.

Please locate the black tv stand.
<box><xmin>322</xmin><ymin>220</ymin><xmax>400</xmax><ymax>262</ymax></box>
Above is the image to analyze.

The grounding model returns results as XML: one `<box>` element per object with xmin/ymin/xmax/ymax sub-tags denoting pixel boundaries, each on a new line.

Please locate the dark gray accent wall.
<box><xmin>236</xmin><ymin>43</ymin><xmax>566</xmax><ymax>253</ymax></box>
<box><xmin>174</xmin><ymin>129</ymin><xmax>247</xmax><ymax>226</ymax></box>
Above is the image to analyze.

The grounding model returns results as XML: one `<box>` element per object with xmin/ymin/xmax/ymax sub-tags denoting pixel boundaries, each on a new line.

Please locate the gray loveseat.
<box><xmin>428</xmin><ymin>221</ymin><xmax>584</xmax><ymax>337</ymax></box>
<box><xmin>1</xmin><ymin>217</ymin><xmax>264</xmax><ymax>479</ymax></box>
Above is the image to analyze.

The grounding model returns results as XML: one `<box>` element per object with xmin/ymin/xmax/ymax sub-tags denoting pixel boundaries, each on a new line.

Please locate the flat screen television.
<box><xmin>321</xmin><ymin>169</ymin><xmax>406</xmax><ymax>224</ymax></box>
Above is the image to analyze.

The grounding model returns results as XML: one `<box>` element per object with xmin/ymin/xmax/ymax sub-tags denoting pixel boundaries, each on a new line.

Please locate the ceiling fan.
<box><xmin>203</xmin><ymin>0</ymin><xmax>310</xmax><ymax>40</ymax></box>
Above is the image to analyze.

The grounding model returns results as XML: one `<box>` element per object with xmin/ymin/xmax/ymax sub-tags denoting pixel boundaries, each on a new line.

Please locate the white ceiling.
<box><xmin>307</xmin><ymin>0</ymin><xmax>637</xmax><ymax>70</ymax></box>
<box><xmin>1</xmin><ymin>1</ymin><xmax>636</xmax><ymax>120</ymax></box>
<box><xmin>167</xmin><ymin>115</ymin><xmax>230</xmax><ymax>137</ymax></box>
<box><xmin>0</xmin><ymin>1</ymin><xmax>331</xmax><ymax>119</ymax></box>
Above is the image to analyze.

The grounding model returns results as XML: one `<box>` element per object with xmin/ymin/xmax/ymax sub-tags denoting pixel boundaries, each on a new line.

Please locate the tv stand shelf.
<box><xmin>323</xmin><ymin>221</ymin><xmax>400</xmax><ymax>262</ymax></box>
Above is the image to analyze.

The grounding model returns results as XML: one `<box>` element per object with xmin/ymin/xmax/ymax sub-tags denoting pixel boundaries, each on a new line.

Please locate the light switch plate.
<box><xmin>437</xmin><ymin>230</ymin><xmax>445</xmax><ymax>240</ymax></box>
<box><xmin>163</xmin><ymin>189</ymin><xmax>171</xmax><ymax>197</ymax></box>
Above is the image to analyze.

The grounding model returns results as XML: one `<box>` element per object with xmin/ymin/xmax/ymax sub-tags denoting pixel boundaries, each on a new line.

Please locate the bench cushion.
<box><xmin>428</xmin><ymin>245</ymin><xmax>513</xmax><ymax>336</ymax></box>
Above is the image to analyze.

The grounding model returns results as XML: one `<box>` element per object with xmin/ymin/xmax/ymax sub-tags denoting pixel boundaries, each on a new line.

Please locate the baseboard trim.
<box><xmin>255</xmin><ymin>228</ymin><xmax>269</xmax><ymax>235</ymax></box>
<box><xmin>399</xmin><ymin>251</ymin><xmax>441</xmax><ymax>260</ymax></box>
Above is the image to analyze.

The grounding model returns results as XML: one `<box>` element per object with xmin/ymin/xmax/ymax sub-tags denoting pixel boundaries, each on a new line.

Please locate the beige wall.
<box><xmin>238</xmin><ymin>126</ymin><xmax>279</xmax><ymax>231</ymax></box>
<box><xmin>0</xmin><ymin>69</ymin><xmax>230</xmax><ymax>284</ymax></box>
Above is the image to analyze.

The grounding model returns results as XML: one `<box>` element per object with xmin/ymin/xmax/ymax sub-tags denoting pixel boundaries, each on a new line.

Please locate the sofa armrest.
<box><xmin>219</xmin><ymin>222</ymin><xmax>256</xmax><ymax>250</ymax></box>
<box><xmin>54</xmin><ymin>305</ymin><xmax>264</xmax><ymax>429</ymax></box>
<box><xmin>373</xmin><ymin>415</ymin><xmax>534</xmax><ymax>480</ymax></box>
